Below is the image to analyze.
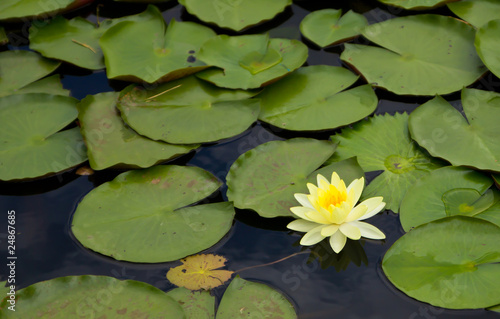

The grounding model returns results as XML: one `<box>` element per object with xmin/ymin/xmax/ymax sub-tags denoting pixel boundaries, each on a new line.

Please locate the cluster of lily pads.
<box><xmin>1</xmin><ymin>0</ymin><xmax>500</xmax><ymax>317</ymax></box>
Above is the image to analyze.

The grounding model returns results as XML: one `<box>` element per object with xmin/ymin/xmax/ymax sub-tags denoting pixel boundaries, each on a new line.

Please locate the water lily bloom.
<box><xmin>287</xmin><ymin>172</ymin><xmax>386</xmax><ymax>253</ymax></box>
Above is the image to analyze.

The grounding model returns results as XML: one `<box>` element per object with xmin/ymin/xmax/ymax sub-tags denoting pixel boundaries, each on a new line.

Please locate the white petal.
<box><xmin>305</xmin><ymin>208</ymin><xmax>331</xmax><ymax>224</ymax></box>
<box><xmin>350</xmin><ymin>221</ymin><xmax>385</xmax><ymax>239</ymax></box>
<box><xmin>306</xmin><ymin>183</ymin><xmax>318</xmax><ymax>197</ymax></box>
<box><xmin>287</xmin><ymin>219</ymin><xmax>319</xmax><ymax>232</ymax></box>
<box><xmin>317</xmin><ymin>174</ymin><xmax>330</xmax><ymax>190</ymax></box>
<box><xmin>329</xmin><ymin>231</ymin><xmax>347</xmax><ymax>253</ymax></box>
<box><xmin>357</xmin><ymin>202</ymin><xmax>386</xmax><ymax>221</ymax></box>
<box><xmin>320</xmin><ymin>224</ymin><xmax>339</xmax><ymax>237</ymax></box>
<box><xmin>345</xmin><ymin>204</ymin><xmax>368</xmax><ymax>222</ymax></box>
<box><xmin>300</xmin><ymin>225</ymin><xmax>327</xmax><ymax>246</ymax></box>
<box><xmin>339</xmin><ymin>223</ymin><xmax>361</xmax><ymax>240</ymax></box>
<box><xmin>330</xmin><ymin>172</ymin><xmax>341</xmax><ymax>188</ymax></box>
<box><xmin>328</xmin><ymin>202</ymin><xmax>350</xmax><ymax>224</ymax></box>
<box><xmin>346</xmin><ymin>177</ymin><xmax>364</xmax><ymax>205</ymax></box>
<box><xmin>294</xmin><ymin>193</ymin><xmax>314</xmax><ymax>209</ymax></box>
<box><xmin>290</xmin><ymin>206</ymin><xmax>315</xmax><ymax>221</ymax></box>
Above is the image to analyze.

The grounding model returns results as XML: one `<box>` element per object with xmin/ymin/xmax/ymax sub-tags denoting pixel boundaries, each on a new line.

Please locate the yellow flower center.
<box><xmin>317</xmin><ymin>185</ymin><xmax>347</xmax><ymax>210</ymax></box>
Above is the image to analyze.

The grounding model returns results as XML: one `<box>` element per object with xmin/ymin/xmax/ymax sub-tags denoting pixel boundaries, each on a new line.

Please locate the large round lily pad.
<box><xmin>340</xmin><ymin>14</ymin><xmax>486</xmax><ymax>95</ymax></box>
<box><xmin>0</xmin><ymin>0</ymin><xmax>92</xmax><ymax>21</ymax></box>
<box><xmin>0</xmin><ymin>50</ymin><xmax>60</xmax><ymax>97</ymax></box>
<box><xmin>327</xmin><ymin>113</ymin><xmax>444</xmax><ymax>212</ymax></box>
<box><xmin>300</xmin><ymin>9</ymin><xmax>367</xmax><ymax>47</ymax></box>
<box><xmin>197</xmin><ymin>34</ymin><xmax>308</xmax><ymax>90</ymax></box>
<box><xmin>475</xmin><ymin>19</ymin><xmax>500</xmax><ymax>79</ymax></box>
<box><xmin>258</xmin><ymin>65</ymin><xmax>377</xmax><ymax>131</ymax></box>
<box><xmin>409</xmin><ymin>89</ymin><xmax>500</xmax><ymax>173</ymax></box>
<box><xmin>78</xmin><ymin>92</ymin><xmax>198</xmax><ymax>170</ymax></box>
<box><xmin>71</xmin><ymin>165</ymin><xmax>234</xmax><ymax>263</ymax></box>
<box><xmin>166</xmin><ymin>288</ymin><xmax>215</xmax><ymax>319</ymax></box>
<box><xmin>0</xmin><ymin>275</ymin><xmax>185</xmax><ymax>318</ymax></box>
<box><xmin>100</xmin><ymin>5</ymin><xmax>216</xmax><ymax>83</ymax></box>
<box><xmin>178</xmin><ymin>0</ymin><xmax>292</xmax><ymax>32</ymax></box>
<box><xmin>226</xmin><ymin>138</ymin><xmax>364</xmax><ymax>218</ymax></box>
<box><xmin>376</xmin><ymin>0</ymin><xmax>454</xmax><ymax>10</ymax></box>
<box><xmin>0</xmin><ymin>93</ymin><xmax>87</xmax><ymax>181</ymax></box>
<box><xmin>216</xmin><ymin>276</ymin><xmax>296</xmax><ymax>319</ymax></box>
<box><xmin>400</xmin><ymin>166</ymin><xmax>500</xmax><ymax>231</ymax></box>
<box><xmin>117</xmin><ymin>76</ymin><xmax>260</xmax><ymax>144</ymax></box>
<box><xmin>382</xmin><ymin>216</ymin><xmax>500</xmax><ymax>309</ymax></box>
<box><xmin>448</xmin><ymin>0</ymin><xmax>500</xmax><ymax>28</ymax></box>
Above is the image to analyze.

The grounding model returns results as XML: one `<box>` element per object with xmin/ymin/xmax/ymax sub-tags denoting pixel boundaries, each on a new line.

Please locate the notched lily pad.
<box><xmin>448</xmin><ymin>0</ymin><xmax>500</xmax><ymax>28</ymax></box>
<box><xmin>475</xmin><ymin>19</ymin><xmax>500</xmax><ymax>79</ymax></box>
<box><xmin>258</xmin><ymin>65</ymin><xmax>377</xmax><ymax>131</ymax></box>
<box><xmin>78</xmin><ymin>92</ymin><xmax>198</xmax><ymax>170</ymax></box>
<box><xmin>100</xmin><ymin>5</ymin><xmax>216</xmax><ymax>83</ymax></box>
<box><xmin>71</xmin><ymin>165</ymin><xmax>235</xmax><ymax>263</ymax></box>
<box><xmin>117</xmin><ymin>76</ymin><xmax>260</xmax><ymax>144</ymax></box>
<box><xmin>166</xmin><ymin>287</ymin><xmax>215</xmax><ymax>319</ymax></box>
<box><xmin>8</xmin><ymin>75</ymin><xmax>70</xmax><ymax>97</ymax></box>
<box><xmin>300</xmin><ymin>9</ymin><xmax>367</xmax><ymax>47</ymax></box>
<box><xmin>197</xmin><ymin>34</ymin><xmax>308</xmax><ymax>90</ymax></box>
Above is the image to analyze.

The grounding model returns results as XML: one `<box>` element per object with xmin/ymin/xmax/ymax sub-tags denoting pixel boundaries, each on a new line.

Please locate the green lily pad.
<box><xmin>300</xmin><ymin>9</ymin><xmax>367</xmax><ymax>47</ymax></box>
<box><xmin>8</xmin><ymin>74</ymin><xmax>70</xmax><ymax>96</ymax></box>
<box><xmin>226</xmin><ymin>138</ymin><xmax>364</xmax><ymax>218</ymax></box>
<box><xmin>0</xmin><ymin>93</ymin><xmax>87</xmax><ymax>181</ymax></box>
<box><xmin>258</xmin><ymin>65</ymin><xmax>377</xmax><ymax>131</ymax></box>
<box><xmin>0</xmin><ymin>50</ymin><xmax>60</xmax><ymax>97</ymax></box>
<box><xmin>166</xmin><ymin>288</ymin><xmax>215</xmax><ymax>319</ymax></box>
<box><xmin>78</xmin><ymin>92</ymin><xmax>198</xmax><ymax>170</ymax></box>
<box><xmin>328</xmin><ymin>113</ymin><xmax>444</xmax><ymax>212</ymax></box>
<box><xmin>475</xmin><ymin>19</ymin><xmax>500</xmax><ymax>79</ymax></box>
<box><xmin>382</xmin><ymin>216</ymin><xmax>500</xmax><ymax>309</ymax></box>
<box><xmin>448</xmin><ymin>0</ymin><xmax>500</xmax><ymax>28</ymax></box>
<box><xmin>489</xmin><ymin>304</ymin><xmax>500</xmax><ymax>313</ymax></box>
<box><xmin>0</xmin><ymin>0</ymin><xmax>73</xmax><ymax>20</ymax></box>
<box><xmin>400</xmin><ymin>166</ymin><xmax>500</xmax><ymax>231</ymax></box>
<box><xmin>376</xmin><ymin>0</ymin><xmax>454</xmax><ymax>10</ymax></box>
<box><xmin>117</xmin><ymin>76</ymin><xmax>259</xmax><ymax>144</ymax></box>
<box><xmin>409</xmin><ymin>89</ymin><xmax>500</xmax><ymax>172</ymax></box>
<box><xmin>178</xmin><ymin>0</ymin><xmax>292</xmax><ymax>32</ymax></box>
<box><xmin>0</xmin><ymin>27</ymin><xmax>7</xmax><ymax>45</ymax></box>
<box><xmin>341</xmin><ymin>15</ymin><xmax>486</xmax><ymax>95</ymax></box>
<box><xmin>197</xmin><ymin>34</ymin><xmax>308</xmax><ymax>90</ymax></box>
<box><xmin>100</xmin><ymin>5</ymin><xmax>216</xmax><ymax>83</ymax></box>
<box><xmin>216</xmin><ymin>276</ymin><xmax>296</xmax><ymax>319</ymax></box>
<box><xmin>72</xmin><ymin>165</ymin><xmax>234</xmax><ymax>263</ymax></box>
<box><xmin>0</xmin><ymin>275</ymin><xmax>185</xmax><ymax>318</ymax></box>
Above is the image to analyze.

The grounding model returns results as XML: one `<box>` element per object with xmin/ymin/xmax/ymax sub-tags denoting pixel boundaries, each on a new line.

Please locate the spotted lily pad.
<box><xmin>78</xmin><ymin>92</ymin><xmax>198</xmax><ymax>170</ymax></box>
<box><xmin>0</xmin><ymin>93</ymin><xmax>87</xmax><ymax>181</ymax></box>
<box><xmin>0</xmin><ymin>275</ymin><xmax>185</xmax><ymax>318</ymax></box>
<box><xmin>409</xmin><ymin>89</ymin><xmax>500</xmax><ymax>172</ymax></box>
<box><xmin>448</xmin><ymin>0</ymin><xmax>500</xmax><ymax>28</ymax></box>
<box><xmin>178</xmin><ymin>0</ymin><xmax>292</xmax><ymax>32</ymax></box>
<box><xmin>72</xmin><ymin>165</ymin><xmax>234</xmax><ymax>263</ymax></box>
<box><xmin>166</xmin><ymin>288</ymin><xmax>215</xmax><ymax>319</ymax></box>
<box><xmin>197</xmin><ymin>34</ymin><xmax>308</xmax><ymax>90</ymax></box>
<box><xmin>475</xmin><ymin>19</ymin><xmax>500</xmax><ymax>79</ymax></box>
<box><xmin>376</xmin><ymin>0</ymin><xmax>455</xmax><ymax>10</ymax></box>
<box><xmin>382</xmin><ymin>216</ymin><xmax>500</xmax><ymax>309</ymax></box>
<box><xmin>226</xmin><ymin>138</ymin><xmax>364</xmax><ymax>218</ymax></box>
<box><xmin>0</xmin><ymin>50</ymin><xmax>60</xmax><ymax>97</ymax></box>
<box><xmin>216</xmin><ymin>276</ymin><xmax>296</xmax><ymax>319</ymax></box>
<box><xmin>300</xmin><ymin>9</ymin><xmax>367</xmax><ymax>47</ymax></box>
<box><xmin>117</xmin><ymin>76</ymin><xmax>260</xmax><ymax>144</ymax></box>
<box><xmin>327</xmin><ymin>113</ymin><xmax>444</xmax><ymax>212</ymax></box>
<box><xmin>341</xmin><ymin>14</ymin><xmax>486</xmax><ymax>95</ymax></box>
<box><xmin>100</xmin><ymin>5</ymin><xmax>216</xmax><ymax>83</ymax></box>
<box><xmin>400</xmin><ymin>166</ymin><xmax>500</xmax><ymax>231</ymax></box>
<box><xmin>258</xmin><ymin>65</ymin><xmax>377</xmax><ymax>131</ymax></box>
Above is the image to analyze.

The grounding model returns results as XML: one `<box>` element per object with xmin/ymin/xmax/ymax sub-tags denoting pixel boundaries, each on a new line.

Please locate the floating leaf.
<box><xmin>448</xmin><ymin>0</ymin><xmax>500</xmax><ymax>28</ymax></box>
<box><xmin>167</xmin><ymin>254</ymin><xmax>233</xmax><ymax>290</ymax></box>
<box><xmin>382</xmin><ymin>216</ymin><xmax>500</xmax><ymax>309</ymax></box>
<box><xmin>0</xmin><ymin>93</ymin><xmax>87</xmax><ymax>181</ymax></box>
<box><xmin>341</xmin><ymin>15</ymin><xmax>486</xmax><ymax>95</ymax></box>
<box><xmin>375</xmin><ymin>0</ymin><xmax>454</xmax><ymax>10</ymax></box>
<box><xmin>72</xmin><ymin>165</ymin><xmax>234</xmax><ymax>263</ymax></box>
<box><xmin>328</xmin><ymin>113</ymin><xmax>444</xmax><ymax>212</ymax></box>
<box><xmin>117</xmin><ymin>76</ymin><xmax>260</xmax><ymax>144</ymax></box>
<box><xmin>0</xmin><ymin>50</ymin><xmax>60</xmax><ymax>97</ymax></box>
<box><xmin>7</xmin><ymin>75</ymin><xmax>70</xmax><ymax>97</ymax></box>
<box><xmin>78</xmin><ymin>92</ymin><xmax>198</xmax><ymax>169</ymax></box>
<box><xmin>0</xmin><ymin>275</ymin><xmax>185</xmax><ymax>318</ymax></box>
<box><xmin>166</xmin><ymin>288</ymin><xmax>215</xmax><ymax>319</ymax></box>
<box><xmin>475</xmin><ymin>19</ymin><xmax>500</xmax><ymax>79</ymax></box>
<box><xmin>226</xmin><ymin>138</ymin><xmax>364</xmax><ymax>218</ymax></box>
<box><xmin>409</xmin><ymin>89</ymin><xmax>500</xmax><ymax>172</ymax></box>
<box><xmin>178</xmin><ymin>0</ymin><xmax>292</xmax><ymax>32</ymax></box>
<box><xmin>100</xmin><ymin>5</ymin><xmax>216</xmax><ymax>83</ymax></box>
<box><xmin>197</xmin><ymin>34</ymin><xmax>308</xmax><ymax>90</ymax></box>
<box><xmin>258</xmin><ymin>65</ymin><xmax>377</xmax><ymax>131</ymax></box>
<box><xmin>216</xmin><ymin>276</ymin><xmax>296</xmax><ymax>319</ymax></box>
<box><xmin>0</xmin><ymin>0</ymin><xmax>73</xmax><ymax>20</ymax></box>
<box><xmin>300</xmin><ymin>9</ymin><xmax>367</xmax><ymax>47</ymax></box>
<box><xmin>400</xmin><ymin>166</ymin><xmax>500</xmax><ymax>231</ymax></box>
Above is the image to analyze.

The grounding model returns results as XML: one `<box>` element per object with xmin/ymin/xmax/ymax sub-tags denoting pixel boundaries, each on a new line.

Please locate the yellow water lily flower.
<box><xmin>287</xmin><ymin>172</ymin><xmax>386</xmax><ymax>253</ymax></box>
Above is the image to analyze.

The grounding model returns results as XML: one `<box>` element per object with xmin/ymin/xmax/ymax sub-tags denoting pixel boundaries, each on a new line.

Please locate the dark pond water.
<box><xmin>1</xmin><ymin>0</ymin><xmax>500</xmax><ymax>318</ymax></box>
